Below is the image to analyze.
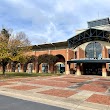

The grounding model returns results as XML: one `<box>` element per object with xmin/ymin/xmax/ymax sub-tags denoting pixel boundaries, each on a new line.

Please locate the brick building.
<box><xmin>5</xmin><ymin>18</ymin><xmax>110</xmax><ymax>77</ymax></box>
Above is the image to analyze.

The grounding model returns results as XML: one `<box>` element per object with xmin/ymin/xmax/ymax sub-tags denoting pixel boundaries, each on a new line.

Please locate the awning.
<box><xmin>67</xmin><ymin>58</ymin><xmax>110</xmax><ymax>64</ymax></box>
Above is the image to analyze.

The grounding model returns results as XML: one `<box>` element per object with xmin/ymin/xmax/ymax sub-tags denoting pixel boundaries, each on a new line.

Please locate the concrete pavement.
<box><xmin>0</xmin><ymin>75</ymin><xmax>109</xmax><ymax>110</ymax></box>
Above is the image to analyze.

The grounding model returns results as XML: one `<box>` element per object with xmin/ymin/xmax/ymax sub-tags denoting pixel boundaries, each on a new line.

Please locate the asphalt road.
<box><xmin>0</xmin><ymin>95</ymin><xmax>67</xmax><ymax>110</ymax></box>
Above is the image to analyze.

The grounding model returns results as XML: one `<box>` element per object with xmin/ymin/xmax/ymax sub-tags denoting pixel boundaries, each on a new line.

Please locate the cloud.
<box><xmin>0</xmin><ymin>0</ymin><xmax>110</xmax><ymax>45</ymax></box>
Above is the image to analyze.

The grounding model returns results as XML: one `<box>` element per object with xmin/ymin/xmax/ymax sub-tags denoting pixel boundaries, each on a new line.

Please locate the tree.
<box><xmin>38</xmin><ymin>54</ymin><xmax>58</xmax><ymax>73</ymax></box>
<box><xmin>0</xmin><ymin>28</ymin><xmax>11</xmax><ymax>75</ymax></box>
<box><xmin>9</xmin><ymin>32</ymin><xmax>31</xmax><ymax>73</ymax></box>
<box><xmin>38</xmin><ymin>54</ymin><xmax>58</xmax><ymax>65</ymax></box>
<box><xmin>1</xmin><ymin>28</ymin><xmax>10</xmax><ymax>39</ymax></box>
<box><xmin>27</xmin><ymin>55</ymin><xmax>37</xmax><ymax>63</ymax></box>
<box><xmin>8</xmin><ymin>32</ymin><xmax>31</xmax><ymax>61</ymax></box>
<box><xmin>23</xmin><ymin>55</ymin><xmax>37</xmax><ymax>72</ymax></box>
<box><xmin>0</xmin><ymin>29</ymin><xmax>31</xmax><ymax>75</ymax></box>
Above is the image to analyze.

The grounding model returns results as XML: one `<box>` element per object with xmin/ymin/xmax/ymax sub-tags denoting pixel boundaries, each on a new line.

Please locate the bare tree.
<box><xmin>8</xmin><ymin>32</ymin><xmax>31</xmax><ymax>61</ymax></box>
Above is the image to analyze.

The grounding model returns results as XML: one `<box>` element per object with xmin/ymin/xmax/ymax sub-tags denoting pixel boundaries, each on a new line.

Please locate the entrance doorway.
<box><xmin>83</xmin><ymin>63</ymin><xmax>102</xmax><ymax>75</ymax></box>
<box><xmin>55</xmin><ymin>62</ymin><xmax>65</xmax><ymax>73</ymax></box>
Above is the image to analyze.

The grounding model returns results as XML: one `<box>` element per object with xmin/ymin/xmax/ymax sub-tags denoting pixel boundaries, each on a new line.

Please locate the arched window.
<box><xmin>85</xmin><ymin>42</ymin><xmax>102</xmax><ymax>59</ymax></box>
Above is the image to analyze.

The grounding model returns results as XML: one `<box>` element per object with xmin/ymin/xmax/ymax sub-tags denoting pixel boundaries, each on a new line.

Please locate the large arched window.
<box><xmin>85</xmin><ymin>42</ymin><xmax>102</xmax><ymax>59</ymax></box>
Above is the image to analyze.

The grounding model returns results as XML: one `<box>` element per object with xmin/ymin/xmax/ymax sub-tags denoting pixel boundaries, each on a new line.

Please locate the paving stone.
<box><xmin>64</xmin><ymin>94</ymin><xmax>86</xmax><ymax>105</ymax></box>
<box><xmin>50</xmin><ymin>77</ymin><xmax>87</xmax><ymax>83</ymax></box>
<box><xmin>27</xmin><ymin>80</ymin><xmax>73</xmax><ymax>87</ymax></box>
<box><xmin>107</xmin><ymin>106</ymin><xmax>110</xmax><ymax>110</ymax></box>
<box><xmin>0</xmin><ymin>82</ymin><xmax>12</xmax><ymax>86</ymax></box>
<box><xmin>99</xmin><ymin>78</ymin><xmax>110</xmax><ymax>82</ymax></box>
<box><xmin>69</xmin><ymin>94</ymin><xmax>89</xmax><ymax>100</ymax></box>
<box><xmin>78</xmin><ymin>84</ymin><xmax>108</xmax><ymax>92</ymax></box>
<box><xmin>86</xmin><ymin>94</ymin><xmax>110</xmax><ymax>105</ymax></box>
<box><xmin>76</xmin><ymin>91</ymin><xmax>94</xmax><ymax>97</ymax></box>
<box><xmin>64</xmin><ymin>98</ymin><xmax>84</xmax><ymax>105</ymax></box>
<box><xmin>68</xmin><ymin>81</ymin><xmax>93</xmax><ymax>89</ymax></box>
<box><xmin>63</xmin><ymin>75</ymin><xmax>93</xmax><ymax>80</ymax></box>
<box><xmin>38</xmin><ymin>89</ymin><xmax>77</xmax><ymax>98</ymax></box>
<box><xmin>0</xmin><ymin>75</ymin><xmax>110</xmax><ymax>110</ymax></box>
<box><xmin>106</xmin><ymin>88</ymin><xmax>110</xmax><ymax>94</ymax></box>
<box><xmin>91</xmin><ymin>81</ymin><xmax>110</xmax><ymax>87</ymax></box>
<box><xmin>8</xmin><ymin>85</ymin><xmax>40</xmax><ymax>91</ymax></box>
<box><xmin>80</xmin><ymin>101</ymin><xmax>108</xmax><ymax>110</ymax></box>
<box><xmin>76</xmin><ymin>106</ymin><xmax>100</xmax><ymax>110</ymax></box>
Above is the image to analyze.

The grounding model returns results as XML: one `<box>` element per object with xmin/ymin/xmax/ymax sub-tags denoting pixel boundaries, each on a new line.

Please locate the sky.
<box><xmin>0</xmin><ymin>0</ymin><xmax>110</xmax><ymax>45</ymax></box>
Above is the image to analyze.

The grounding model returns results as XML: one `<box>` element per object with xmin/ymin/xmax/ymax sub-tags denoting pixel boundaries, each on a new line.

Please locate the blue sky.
<box><xmin>0</xmin><ymin>0</ymin><xmax>110</xmax><ymax>45</ymax></box>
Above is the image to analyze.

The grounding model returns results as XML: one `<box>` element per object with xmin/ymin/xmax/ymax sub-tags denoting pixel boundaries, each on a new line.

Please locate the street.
<box><xmin>0</xmin><ymin>95</ymin><xmax>67</xmax><ymax>110</ymax></box>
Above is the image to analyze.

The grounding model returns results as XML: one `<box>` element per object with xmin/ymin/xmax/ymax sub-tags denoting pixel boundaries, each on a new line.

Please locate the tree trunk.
<box><xmin>2</xmin><ymin>65</ymin><xmax>6</xmax><ymax>75</ymax></box>
<box><xmin>23</xmin><ymin>63</ymin><xmax>27</xmax><ymax>72</ymax></box>
<box><xmin>11</xmin><ymin>62</ymin><xmax>16</xmax><ymax>72</ymax></box>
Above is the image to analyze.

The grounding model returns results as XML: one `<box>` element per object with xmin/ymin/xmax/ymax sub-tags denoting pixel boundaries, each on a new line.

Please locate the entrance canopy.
<box><xmin>67</xmin><ymin>58</ymin><xmax>110</xmax><ymax>64</ymax></box>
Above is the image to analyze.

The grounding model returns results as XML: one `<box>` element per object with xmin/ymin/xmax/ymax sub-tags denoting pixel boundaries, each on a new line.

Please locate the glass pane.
<box><xmin>85</xmin><ymin>42</ymin><xmax>102</xmax><ymax>59</ymax></box>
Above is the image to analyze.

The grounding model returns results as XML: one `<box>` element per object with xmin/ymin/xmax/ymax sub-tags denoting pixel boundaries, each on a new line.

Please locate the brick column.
<box><xmin>77</xmin><ymin>47</ymin><xmax>85</xmax><ymax>59</ymax></box>
<box><xmin>39</xmin><ymin>64</ymin><xmax>42</xmax><ymax>73</ymax></box>
<box><xmin>102</xmin><ymin>63</ymin><xmax>107</xmax><ymax>77</ymax></box>
<box><xmin>36</xmin><ymin>62</ymin><xmax>39</xmax><ymax>73</ymax></box>
<box><xmin>102</xmin><ymin>46</ymin><xmax>108</xmax><ymax>73</ymax></box>
<box><xmin>102</xmin><ymin>46</ymin><xmax>108</xmax><ymax>58</ymax></box>
<box><xmin>33</xmin><ymin>62</ymin><xmax>38</xmax><ymax>73</ymax></box>
<box><xmin>65</xmin><ymin>49</ymin><xmax>70</xmax><ymax>74</ymax></box>
<box><xmin>81</xmin><ymin>63</ymin><xmax>84</xmax><ymax>75</ymax></box>
<box><xmin>49</xmin><ymin>64</ymin><xmax>54</xmax><ymax>73</ymax></box>
<box><xmin>76</xmin><ymin>47</ymin><xmax>84</xmax><ymax>76</ymax></box>
<box><xmin>65</xmin><ymin>62</ymin><xmax>70</xmax><ymax>74</ymax></box>
<box><xmin>76</xmin><ymin>63</ymin><xmax>81</xmax><ymax>76</ymax></box>
<box><xmin>37</xmin><ymin>64</ymin><xmax>40</xmax><ymax>73</ymax></box>
<box><xmin>20</xmin><ymin>64</ymin><xmax>24</xmax><ymax>72</ymax></box>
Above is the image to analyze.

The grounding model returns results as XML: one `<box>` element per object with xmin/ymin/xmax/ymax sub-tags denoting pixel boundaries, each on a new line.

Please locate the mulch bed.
<box><xmin>78</xmin><ymin>84</ymin><xmax>108</xmax><ymax>92</ymax></box>
<box><xmin>38</xmin><ymin>89</ymin><xmax>77</xmax><ymax>98</ymax></box>
<box><xmin>86</xmin><ymin>94</ymin><xmax>110</xmax><ymax>105</ymax></box>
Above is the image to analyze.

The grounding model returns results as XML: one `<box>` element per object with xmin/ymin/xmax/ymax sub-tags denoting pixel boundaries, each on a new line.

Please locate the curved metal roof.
<box><xmin>68</xmin><ymin>28</ymin><xmax>110</xmax><ymax>49</ymax></box>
